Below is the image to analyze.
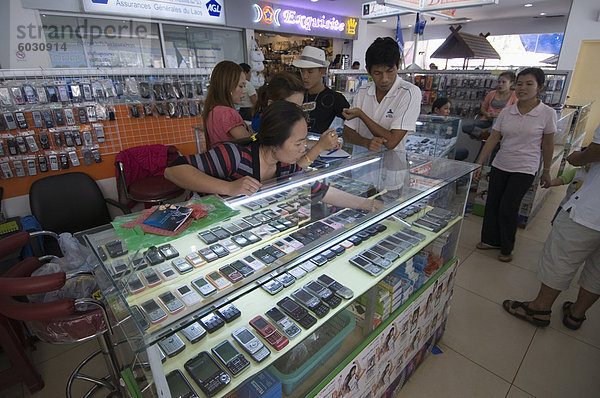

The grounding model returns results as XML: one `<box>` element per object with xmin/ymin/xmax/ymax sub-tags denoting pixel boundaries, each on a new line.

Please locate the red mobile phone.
<box><xmin>249</xmin><ymin>315</ymin><xmax>289</xmax><ymax>351</ymax></box>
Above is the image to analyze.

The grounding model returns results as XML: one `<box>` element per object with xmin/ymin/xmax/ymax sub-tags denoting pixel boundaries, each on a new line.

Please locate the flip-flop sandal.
<box><xmin>562</xmin><ymin>301</ymin><xmax>586</xmax><ymax>330</ymax></box>
<box><xmin>476</xmin><ymin>242</ymin><xmax>500</xmax><ymax>250</ymax></box>
<box><xmin>503</xmin><ymin>300</ymin><xmax>551</xmax><ymax>327</ymax></box>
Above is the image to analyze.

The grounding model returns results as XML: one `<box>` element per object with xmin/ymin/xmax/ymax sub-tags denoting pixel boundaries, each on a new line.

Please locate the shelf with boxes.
<box><xmin>0</xmin><ymin>68</ymin><xmax>209</xmax><ymax>181</ymax></box>
<box><xmin>86</xmin><ymin>151</ymin><xmax>477</xmax><ymax>397</ymax></box>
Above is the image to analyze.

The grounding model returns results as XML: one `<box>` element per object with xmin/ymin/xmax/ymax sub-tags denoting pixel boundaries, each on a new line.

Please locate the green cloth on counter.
<box><xmin>110</xmin><ymin>196</ymin><xmax>238</xmax><ymax>250</ymax></box>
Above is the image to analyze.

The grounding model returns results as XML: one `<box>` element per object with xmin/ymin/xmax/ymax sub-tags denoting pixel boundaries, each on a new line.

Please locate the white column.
<box><xmin>557</xmin><ymin>0</ymin><xmax>600</xmax><ymax>71</ymax></box>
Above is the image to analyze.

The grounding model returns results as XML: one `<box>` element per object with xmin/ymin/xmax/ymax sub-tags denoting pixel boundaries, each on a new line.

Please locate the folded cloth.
<box><xmin>120</xmin><ymin>203</ymin><xmax>208</xmax><ymax>236</ymax></box>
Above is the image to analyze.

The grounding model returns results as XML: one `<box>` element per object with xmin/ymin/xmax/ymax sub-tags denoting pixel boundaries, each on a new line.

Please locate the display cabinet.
<box><xmin>88</xmin><ymin>151</ymin><xmax>477</xmax><ymax>398</ymax></box>
<box><xmin>406</xmin><ymin>115</ymin><xmax>461</xmax><ymax>159</ymax></box>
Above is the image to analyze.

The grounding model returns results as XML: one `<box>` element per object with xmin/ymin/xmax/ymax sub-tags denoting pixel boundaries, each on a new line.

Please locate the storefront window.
<box><xmin>162</xmin><ymin>24</ymin><xmax>244</xmax><ymax>69</ymax></box>
<box><xmin>40</xmin><ymin>15</ymin><xmax>163</xmax><ymax>68</ymax></box>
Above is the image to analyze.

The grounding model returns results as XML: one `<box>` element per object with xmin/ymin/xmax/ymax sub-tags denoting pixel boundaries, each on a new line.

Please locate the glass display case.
<box><xmin>87</xmin><ymin>151</ymin><xmax>477</xmax><ymax>398</ymax></box>
<box><xmin>406</xmin><ymin>115</ymin><xmax>461</xmax><ymax>158</ymax></box>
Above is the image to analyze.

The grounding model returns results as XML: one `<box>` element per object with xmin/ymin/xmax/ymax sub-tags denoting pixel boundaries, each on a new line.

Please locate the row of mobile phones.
<box><xmin>349</xmin><ymin>228</ymin><xmax>427</xmax><ymax>276</ymax></box>
<box><xmin>0</xmin><ymin>149</ymin><xmax>102</xmax><ymax>178</ymax></box>
<box><xmin>0</xmin><ymin>106</ymin><xmax>109</xmax><ymax>133</ymax></box>
<box><xmin>239</xmin><ymin>187</ymin><xmax>305</xmax><ymax>211</ymax></box>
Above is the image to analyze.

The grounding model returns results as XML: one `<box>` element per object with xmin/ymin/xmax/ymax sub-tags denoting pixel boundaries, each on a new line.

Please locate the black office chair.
<box><xmin>29</xmin><ymin>172</ymin><xmax>130</xmax><ymax>254</ymax></box>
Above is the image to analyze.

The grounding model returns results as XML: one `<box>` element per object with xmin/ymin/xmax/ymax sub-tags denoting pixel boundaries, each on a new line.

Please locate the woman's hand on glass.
<box><xmin>226</xmin><ymin>176</ymin><xmax>262</xmax><ymax>196</ymax></box>
<box><xmin>317</xmin><ymin>129</ymin><xmax>341</xmax><ymax>152</ymax></box>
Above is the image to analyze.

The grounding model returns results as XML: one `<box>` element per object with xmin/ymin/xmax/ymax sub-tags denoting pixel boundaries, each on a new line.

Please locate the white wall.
<box><xmin>351</xmin><ymin>20</ymin><xmax>396</xmax><ymax>66</ymax></box>
<box><xmin>557</xmin><ymin>0</ymin><xmax>600</xmax><ymax>70</ymax></box>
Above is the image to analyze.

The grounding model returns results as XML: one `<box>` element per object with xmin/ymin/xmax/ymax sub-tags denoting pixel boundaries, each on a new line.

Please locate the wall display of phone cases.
<box><xmin>86</xmin><ymin>151</ymin><xmax>477</xmax><ymax>397</ymax></box>
<box><xmin>329</xmin><ymin>69</ymin><xmax>571</xmax><ymax>119</ymax></box>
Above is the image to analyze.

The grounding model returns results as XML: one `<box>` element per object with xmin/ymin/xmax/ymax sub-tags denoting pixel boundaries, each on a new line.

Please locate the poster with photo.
<box><xmin>315</xmin><ymin>262</ymin><xmax>457</xmax><ymax>398</ymax></box>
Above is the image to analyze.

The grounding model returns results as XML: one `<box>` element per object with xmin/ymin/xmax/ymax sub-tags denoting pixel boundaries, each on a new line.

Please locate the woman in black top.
<box><xmin>165</xmin><ymin>101</ymin><xmax>382</xmax><ymax>211</ymax></box>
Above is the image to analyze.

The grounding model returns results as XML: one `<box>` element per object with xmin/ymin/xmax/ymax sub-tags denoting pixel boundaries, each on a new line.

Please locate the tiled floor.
<box><xmin>2</xmin><ymin>186</ymin><xmax>599</xmax><ymax>397</ymax></box>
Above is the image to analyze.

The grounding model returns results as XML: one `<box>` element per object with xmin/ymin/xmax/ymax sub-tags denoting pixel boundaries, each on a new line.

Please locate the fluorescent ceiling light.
<box><xmin>540</xmin><ymin>12</ymin><xmax>546</xmax><ymax>15</ymax></box>
<box><xmin>381</xmin><ymin>19</ymin><xmax>387</xmax><ymax>23</ymax></box>
<box><xmin>524</xmin><ymin>3</ymin><xmax>533</xmax><ymax>7</ymax></box>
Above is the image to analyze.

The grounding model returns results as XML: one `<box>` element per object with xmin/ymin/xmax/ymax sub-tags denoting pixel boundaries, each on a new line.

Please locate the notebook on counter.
<box><xmin>318</xmin><ymin>148</ymin><xmax>350</xmax><ymax>159</ymax></box>
<box><xmin>142</xmin><ymin>204</ymin><xmax>193</xmax><ymax>231</ymax></box>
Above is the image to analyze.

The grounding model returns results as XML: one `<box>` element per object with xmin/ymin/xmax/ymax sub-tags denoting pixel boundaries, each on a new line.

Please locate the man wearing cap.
<box><xmin>293</xmin><ymin>46</ymin><xmax>350</xmax><ymax>134</ymax></box>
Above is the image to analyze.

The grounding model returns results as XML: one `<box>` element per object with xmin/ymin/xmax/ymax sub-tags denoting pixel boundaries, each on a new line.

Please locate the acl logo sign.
<box><xmin>206</xmin><ymin>0</ymin><xmax>222</xmax><ymax>17</ymax></box>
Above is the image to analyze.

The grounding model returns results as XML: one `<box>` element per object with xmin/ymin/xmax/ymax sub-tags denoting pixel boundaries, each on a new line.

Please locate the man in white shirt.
<box><xmin>503</xmin><ymin>125</ymin><xmax>600</xmax><ymax>330</ymax></box>
<box><xmin>342</xmin><ymin>37</ymin><xmax>421</xmax><ymax>192</ymax></box>
<box><xmin>238</xmin><ymin>63</ymin><xmax>257</xmax><ymax>121</ymax></box>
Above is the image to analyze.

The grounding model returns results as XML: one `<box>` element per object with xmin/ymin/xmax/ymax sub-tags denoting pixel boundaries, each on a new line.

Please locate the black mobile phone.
<box><xmin>166</xmin><ymin>369</ymin><xmax>199</xmax><ymax>398</ymax></box>
<box><xmin>184</xmin><ymin>352</ymin><xmax>230</xmax><ymax>397</ymax></box>
<box><xmin>212</xmin><ymin>340</ymin><xmax>250</xmax><ymax>377</ymax></box>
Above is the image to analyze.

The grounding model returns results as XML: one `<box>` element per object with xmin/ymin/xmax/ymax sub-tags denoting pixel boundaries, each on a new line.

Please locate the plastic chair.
<box><xmin>0</xmin><ymin>231</ymin><xmax>125</xmax><ymax>397</ymax></box>
<box><xmin>115</xmin><ymin>145</ymin><xmax>185</xmax><ymax>207</ymax></box>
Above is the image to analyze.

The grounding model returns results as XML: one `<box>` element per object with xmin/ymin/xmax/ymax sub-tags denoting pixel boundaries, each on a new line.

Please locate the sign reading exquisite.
<box><xmin>252</xmin><ymin>3</ymin><xmax>358</xmax><ymax>39</ymax></box>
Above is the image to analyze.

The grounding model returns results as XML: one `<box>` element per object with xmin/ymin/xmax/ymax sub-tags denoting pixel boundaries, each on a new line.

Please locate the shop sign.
<box><xmin>375</xmin><ymin>0</ymin><xmax>497</xmax><ymax>13</ymax></box>
<box><xmin>81</xmin><ymin>0</ymin><xmax>226</xmax><ymax>25</ymax></box>
<box><xmin>251</xmin><ymin>3</ymin><xmax>358</xmax><ymax>39</ymax></box>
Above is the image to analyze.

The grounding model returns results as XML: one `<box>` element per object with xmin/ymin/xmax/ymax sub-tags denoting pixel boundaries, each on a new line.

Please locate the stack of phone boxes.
<box><xmin>379</xmin><ymin>268</ymin><xmax>414</xmax><ymax>314</ymax></box>
<box><xmin>358</xmin><ymin>287</ymin><xmax>391</xmax><ymax>321</ymax></box>
<box><xmin>236</xmin><ymin>369</ymin><xmax>281</xmax><ymax>398</ymax></box>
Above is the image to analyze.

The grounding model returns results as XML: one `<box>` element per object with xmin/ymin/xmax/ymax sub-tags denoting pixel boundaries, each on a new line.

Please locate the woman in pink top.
<box><xmin>473</xmin><ymin>68</ymin><xmax>556</xmax><ymax>262</ymax></box>
<box><xmin>463</xmin><ymin>71</ymin><xmax>518</xmax><ymax>138</ymax></box>
<box><xmin>202</xmin><ymin>61</ymin><xmax>252</xmax><ymax>149</ymax></box>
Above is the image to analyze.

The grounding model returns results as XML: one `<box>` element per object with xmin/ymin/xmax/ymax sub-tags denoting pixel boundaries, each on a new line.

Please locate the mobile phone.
<box><xmin>166</xmin><ymin>369</ymin><xmax>199</xmax><ymax>398</ymax></box>
<box><xmin>185</xmin><ymin>252</ymin><xmax>206</xmax><ymax>268</ymax></box>
<box><xmin>398</xmin><ymin>229</ymin><xmax>426</xmax><ymax>241</ymax></box>
<box><xmin>15</xmin><ymin>112</ymin><xmax>28</xmax><ymax>129</ymax></box>
<box><xmin>360</xmin><ymin>250</ymin><xmax>393</xmax><ymax>269</ymax></box>
<box><xmin>57</xmin><ymin>85</ymin><xmax>69</xmax><ymax>102</ymax></box>
<box><xmin>222</xmin><ymin>223</ymin><xmax>242</xmax><ymax>235</ymax></box>
<box><xmin>158</xmin><ymin>291</ymin><xmax>185</xmax><ymax>314</ymax></box>
<box><xmin>263</xmin><ymin>245</ymin><xmax>284</xmax><ymax>259</ymax></box>
<box><xmin>230</xmin><ymin>260</ymin><xmax>254</xmax><ymax>277</ymax></box>
<box><xmin>15</xmin><ymin>136</ymin><xmax>27</xmax><ymax>153</ymax></box>
<box><xmin>412</xmin><ymin>218</ymin><xmax>440</xmax><ymax>232</ymax></box>
<box><xmin>46</xmin><ymin>86</ymin><xmax>58</xmax><ymax>102</ymax></box>
<box><xmin>210</xmin><ymin>227</ymin><xmax>230</xmax><ymax>240</ymax></box>
<box><xmin>139</xmin><ymin>268</ymin><xmax>161</xmax><ymax>288</ymax></box>
<box><xmin>31</xmin><ymin>111</ymin><xmax>43</xmax><ymax>128</ymax></box>
<box><xmin>175</xmin><ymin>284</ymin><xmax>202</xmax><ymax>307</ymax></box>
<box><xmin>291</xmin><ymin>288</ymin><xmax>330</xmax><ymax>318</ymax></box>
<box><xmin>172</xmin><ymin>258</ymin><xmax>193</xmax><ymax>273</ymax></box>
<box><xmin>53</xmin><ymin>109</ymin><xmax>65</xmax><ymax>126</ymax></box>
<box><xmin>191</xmin><ymin>276</ymin><xmax>217</xmax><ymax>297</ymax></box>
<box><xmin>0</xmin><ymin>162</ymin><xmax>13</xmax><ymax>178</ymax></box>
<box><xmin>221</xmin><ymin>238</ymin><xmax>240</xmax><ymax>253</ymax></box>
<box><xmin>242</xmin><ymin>215</ymin><xmax>262</xmax><ymax>228</ymax></box>
<box><xmin>212</xmin><ymin>340</ymin><xmax>250</xmax><ymax>376</ymax></box>
<box><xmin>105</xmin><ymin>240</ymin><xmax>128</xmax><ymax>258</ymax></box>
<box><xmin>77</xmin><ymin>108</ymin><xmax>87</xmax><ymax>123</ymax></box>
<box><xmin>198</xmin><ymin>247</ymin><xmax>218</xmax><ymax>262</ymax></box>
<box><xmin>299</xmin><ymin>261</ymin><xmax>317</xmax><ymax>273</ymax></box>
<box><xmin>64</xmin><ymin>132</ymin><xmax>75</xmax><ymax>147</ymax></box>
<box><xmin>349</xmin><ymin>255</ymin><xmax>383</xmax><ymax>276</ymax></box>
<box><xmin>198</xmin><ymin>231</ymin><xmax>219</xmax><ymax>245</ymax></box>
<box><xmin>210</xmin><ymin>243</ymin><xmax>230</xmax><ymax>258</ymax></box>
<box><xmin>272</xmin><ymin>240</ymin><xmax>295</xmax><ymax>254</ymax></box>
<box><xmin>310</xmin><ymin>255</ymin><xmax>327</xmax><ymax>267</ymax></box>
<box><xmin>13</xmin><ymin>160</ymin><xmax>26</xmax><ymax>177</ymax></box>
<box><xmin>180</xmin><ymin>321</ymin><xmax>206</xmax><ymax>344</ymax></box>
<box><xmin>277</xmin><ymin>296</ymin><xmax>317</xmax><ymax>329</ymax></box>
<box><xmin>232</xmin><ymin>327</ymin><xmax>270</xmax><ymax>362</ymax></box>
<box><xmin>251</xmin><ymin>249</ymin><xmax>276</xmax><ymax>265</ymax></box>
<box><xmin>287</xmin><ymin>266</ymin><xmax>307</xmax><ymax>280</ymax></box>
<box><xmin>317</xmin><ymin>274</ymin><xmax>354</xmax><ymax>299</ymax></box>
<box><xmin>156</xmin><ymin>263</ymin><xmax>178</xmax><ymax>281</ymax></box>
<box><xmin>64</xmin><ymin>108</ymin><xmax>76</xmax><ymax>125</ymax></box>
<box><xmin>110</xmin><ymin>259</ymin><xmax>130</xmax><ymax>278</ymax></box>
<box><xmin>3</xmin><ymin>113</ymin><xmax>17</xmax><ymax>129</ymax></box>
<box><xmin>231</xmin><ymin>234</ymin><xmax>249</xmax><ymax>247</ymax></box>
<box><xmin>320</xmin><ymin>249</ymin><xmax>336</xmax><ymax>260</ymax></box>
<box><xmin>26</xmin><ymin>159</ymin><xmax>37</xmax><ymax>176</ymax></box>
<box><xmin>140</xmin><ymin>299</ymin><xmax>168</xmax><ymax>324</ymax></box>
<box><xmin>249</xmin><ymin>315</ymin><xmax>289</xmax><ymax>351</ymax></box>
<box><xmin>265</xmin><ymin>307</ymin><xmax>302</xmax><ymax>339</ymax></box>
<box><xmin>144</xmin><ymin>246</ymin><xmax>165</xmax><ymax>265</ymax></box>
<box><xmin>232</xmin><ymin>220</ymin><xmax>252</xmax><ymax>232</ymax></box>
<box><xmin>219</xmin><ymin>265</ymin><xmax>243</xmax><ymax>283</ymax></box>
<box><xmin>38</xmin><ymin>133</ymin><xmax>50</xmax><ymax>149</ymax></box>
<box><xmin>382</xmin><ymin>236</ymin><xmax>412</xmax><ymax>253</ymax></box>
<box><xmin>68</xmin><ymin>151</ymin><xmax>80</xmax><ymax>166</ymax></box>
<box><xmin>130</xmin><ymin>305</ymin><xmax>150</xmax><ymax>331</ymax></box>
<box><xmin>23</xmin><ymin>85</ymin><xmax>36</xmax><ymax>103</ymax></box>
<box><xmin>241</xmin><ymin>231</ymin><xmax>261</xmax><ymax>244</ymax></box>
<box><xmin>206</xmin><ymin>271</ymin><xmax>232</xmax><ymax>290</ymax></box>
<box><xmin>198</xmin><ymin>312</ymin><xmax>224</xmax><ymax>334</ymax></box>
<box><xmin>37</xmin><ymin>156</ymin><xmax>48</xmax><ymax>173</ymax></box>
<box><xmin>258</xmin><ymin>276</ymin><xmax>283</xmax><ymax>295</ymax></box>
<box><xmin>305</xmin><ymin>280</ymin><xmax>341</xmax><ymax>308</ymax></box>
<box><xmin>275</xmin><ymin>272</ymin><xmax>296</xmax><ymax>287</ymax></box>
<box><xmin>393</xmin><ymin>231</ymin><xmax>420</xmax><ymax>246</ymax></box>
<box><xmin>48</xmin><ymin>154</ymin><xmax>59</xmax><ymax>171</ymax></box>
<box><xmin>158</xmin><ymin>333</ymin><xmax>186</xmax><ymax>357</ymax></box>
<box><xmin>184</xmin><ymin>352</ymin><xmax>230</xmax><ymax>397</ymax></box>
<box><xmin>158</xmin><ymin>243</ymin><xmax>179</xmax><ymax>260</ymax></box>
<box><xmin>215</xmin><ymin>303</ymin><xmax>241</xmax><ymax>323</ymax></box>
<box><xmin>10</xmin><ymin>87</ymin><xmax>25</xmax><ymax>104</ymax></box>
<box><xmin>241</xmin><ymin>255</ymin><xmax>264</xmax><ymax>271</ymax></box>
<box><xmin>86</xmin><ymin>105</ymin><xmax>97</xmax><ymax>122</ymax></box>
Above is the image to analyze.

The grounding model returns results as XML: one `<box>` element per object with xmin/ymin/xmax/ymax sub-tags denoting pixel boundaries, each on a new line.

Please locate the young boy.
<box><xmin>293</xmin><ymin>46</ymin><xmax>350</xmax><ymax>134</ymax></box>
